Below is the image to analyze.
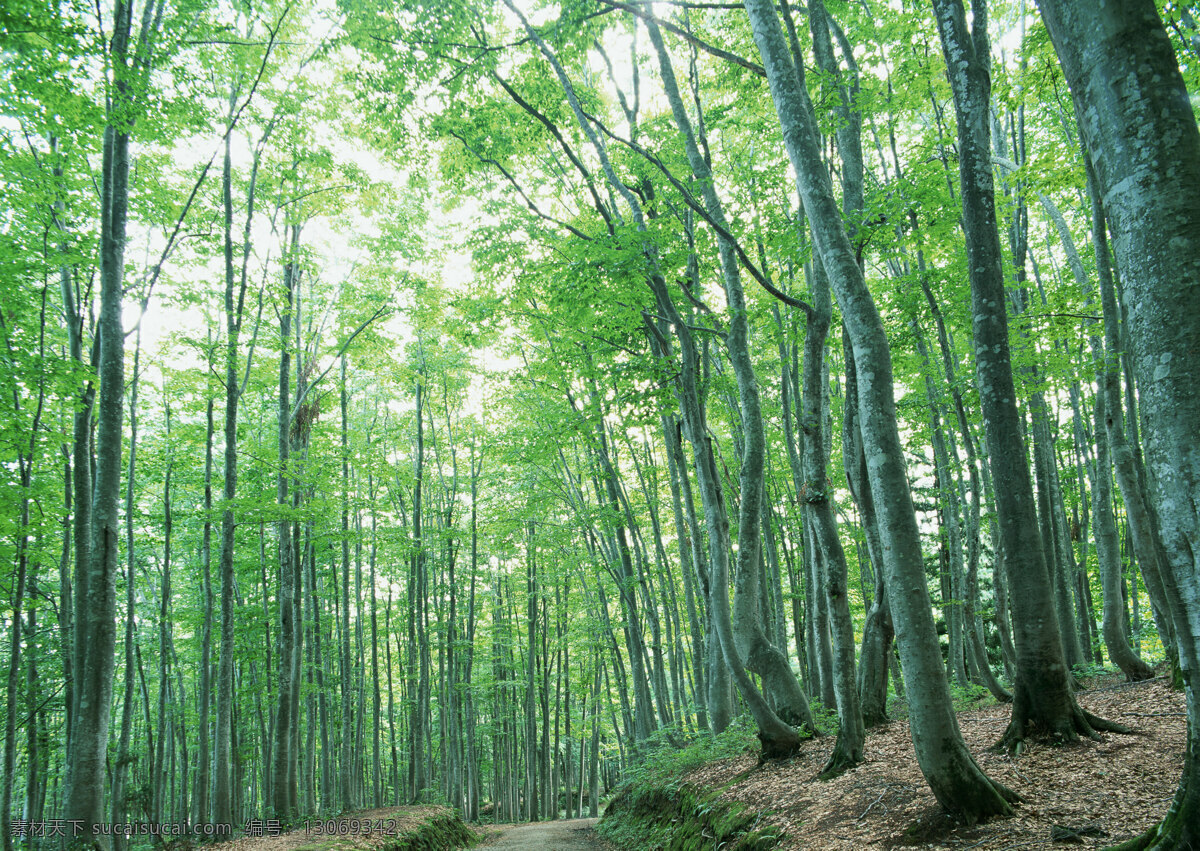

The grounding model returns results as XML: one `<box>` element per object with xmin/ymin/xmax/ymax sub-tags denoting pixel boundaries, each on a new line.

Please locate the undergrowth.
<box><xmin>621</xmin><ymin>716</ymin><xmax>760</xmax><ymax>794</ymax></box>
<box><xmin>599</xmin><ymin>718</ymin><xmax>783</xmax><ymax>850</ymax></box>
<box><xmin>599</xmin><ymin>782</ymin><xmax>781</xmax><ymax>851</ymax></box>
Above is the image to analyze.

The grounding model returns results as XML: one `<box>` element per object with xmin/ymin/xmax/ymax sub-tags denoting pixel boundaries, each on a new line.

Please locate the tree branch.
<box><xmin>595</xmin><ymin>0</ymin><xmax>766</xmax><ymax>77</ymax></box>
<box><xmin>288</xmin><ymin>302</ymin><xmax>391</xmax><ymax>424</ymax></box>
<box><xmin>585</xmin><ymin>109</ymin><xmax>813</xmax><ymax>315</ymax></box>
<box><xmin>446</xmin><ymin>129</ymin><xmax>593</xmax><ymax>241</ymax></box>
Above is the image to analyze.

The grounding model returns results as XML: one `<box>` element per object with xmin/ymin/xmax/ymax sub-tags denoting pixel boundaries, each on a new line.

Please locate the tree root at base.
<box><xmin>818</xmin><ymin>733</ymin><xmax>863</xmax><ymax>780</ymax></box>
<box><xmin>993</xmin><ymin>703</ymin><xmax>1133</xmax><ymax>756</ymax></box>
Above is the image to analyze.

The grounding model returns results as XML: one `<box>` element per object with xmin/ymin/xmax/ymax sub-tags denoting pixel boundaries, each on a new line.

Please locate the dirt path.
<box><xmin>479</xmin><ymin>818</ymin><xmax>606</xmax><ymax>850</ymax></box>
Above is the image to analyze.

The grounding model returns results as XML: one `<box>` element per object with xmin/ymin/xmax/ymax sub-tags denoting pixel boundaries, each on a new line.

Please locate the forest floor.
<box><xmin>475</xmin><ymin>817</ymin><xmax>610</xmax><ymax>849</ymax></box>
<box><xmin>684</xmin><ymin>673</ymin><xmax>1185</xmax><ymax>850</ymax></box>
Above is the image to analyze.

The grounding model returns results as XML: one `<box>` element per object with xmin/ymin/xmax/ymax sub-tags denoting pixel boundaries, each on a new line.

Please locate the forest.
<box><xmin>1</xmin><ymin>0</ymin><xmax>1199</xmax><ymax>848</ymax></box>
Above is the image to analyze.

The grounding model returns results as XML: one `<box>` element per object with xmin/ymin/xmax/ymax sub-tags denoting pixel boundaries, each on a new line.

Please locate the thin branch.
<box><xmin>644</xmin><ymin>309</ymin><xmax>726</xmax><ymax>339</ymax></box>
<box><xmin>585</xmin><ymin>109</ymin><xmax>813</xmax><ymax>315</ymax></box>
<box><xmin>447</xmin><ymin>129</ymin><xmax>593</xmax><ymax>241</ymax></box>
<box><xmin>491</xmin><ymin>71</ymin><xmax>615</xmax><ymax>232</ymax></box>
<box><xmin>288</xmin><ymin>302</ymin><xmax>391</xmax><ymax>424</ymax></box>
<box><xmin>595</xmin><ymin>0</ymin><xmax>766</xmax><ymax>77</ymax></box>
<box><xmin>185</xmin><ymin>38</ymin><xmax>303</xmax><ymax>46</ymax></box>
<box><xmin>238</xmin><ymin>276</ymin><xmax>268</xmax><ymax>398</ymax></box>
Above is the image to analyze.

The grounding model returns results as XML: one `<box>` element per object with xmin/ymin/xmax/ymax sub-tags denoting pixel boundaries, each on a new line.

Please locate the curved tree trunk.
<box><xmin>800</xmin><ymin>262</ymin><xmax>864</xmax><ymax>777</ymax></box>
<box><xmin>743</xmin><ymin>0</ymin><xmax>1016</xmax><ymax>820</ymax></box>
<box><xmin>644</xmin><ymin>16</ymin><xmax>815</xmax><ymax>739</ymax></box>
<box><xmin>511</xmin><ymin>0</ymin><xmax>811</xmax><ymax>756</ymax></box>
<box><xmin>1030</xmin><ymin>168</ymin><xmax>1151</xmax><ymax>681</ymax></box>
<box><xmin>843</xmin><ymin>330</ymin><xmax>895</xmax><ymax>726</ymax></box>
<box><xmin>1087</xmin><ymin>161</ymin><xmax>1178</xmax><ymax>674</ymax></box>
<box><xmin>1092</xmin><ymin>392</ymin><xmax>1155</xmax><ymax>681</ymax></box>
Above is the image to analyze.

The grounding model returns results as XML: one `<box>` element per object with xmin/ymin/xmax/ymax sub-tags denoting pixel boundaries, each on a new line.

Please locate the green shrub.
<box><xmin>599</xmin><ymin>717</ymin><xmax>784</xmax><ymax>850</ymax></box>
<box><xmin>621</xmin><ymin>717</ymin><xmax>759</xmax><ymax>795</ymax></box>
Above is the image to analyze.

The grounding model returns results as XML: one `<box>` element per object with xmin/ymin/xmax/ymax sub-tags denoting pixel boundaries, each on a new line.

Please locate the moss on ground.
<box><xmin>598</xmin><ymin>783</ymin><xmax>781</xmax><ymax>851</ymax></box>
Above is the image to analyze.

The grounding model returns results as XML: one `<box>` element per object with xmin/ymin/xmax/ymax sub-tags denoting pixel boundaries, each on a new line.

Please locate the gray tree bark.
<box><xmin>743</xmin><ymin>0</ymin><xmax>1015</xmax><ymax>819</ymax></box>
<box><xmin>930</xmin><ymin>0</ymin><xmax>1122</xmax><ymax>753</ymax></box>
<box><xmin>645</xmin><ymin>12</ymin><xmax>814</xmax><ymax>743</ymax></box>
<box><xmin>1086</xmin><ymin>162</ymin><xmax>1177</xmax><ymax>677</ymax></box>
<box><xmin>799</xmin><ymin>259</ymin><xmax>865</xmax><ymax>777</ymax></box>
<box><xmin>1035</xmin><ymin>2</ymin><xmax>1200</xmax><ymax>845</ymax></box>
<box><xmin>62</xmin><ymin>2</ymin><xmax>160</xmax><ymax>841</ymax></box>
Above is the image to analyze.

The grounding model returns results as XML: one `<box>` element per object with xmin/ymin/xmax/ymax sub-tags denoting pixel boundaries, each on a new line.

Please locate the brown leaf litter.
<box><xmin>686</xmin><ymin>676</ymin><xmax>1186</xmax><ymax>850</ymax></box>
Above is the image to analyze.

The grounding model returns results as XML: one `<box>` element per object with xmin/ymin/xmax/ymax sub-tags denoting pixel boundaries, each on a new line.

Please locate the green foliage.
<box><xmin>619</xmin><ymin>717</ymin><xmax>758</xmax><ymax>795</ymax></box>
<box><xmin>600</xmin><ymin>779</ymin><xmax>782</xmax><ymax>851</ymax></box>
<box><xmin>947</xmin><ymin>680</ymin><xmax>993</xmax><ymax>712</ymax></box>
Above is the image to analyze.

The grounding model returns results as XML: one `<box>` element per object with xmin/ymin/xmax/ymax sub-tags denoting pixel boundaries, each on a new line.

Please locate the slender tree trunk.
<box><xmin>271</xmin><ymin>224</ymin><xmax>300</xmax><ymax>821</ymax></box>
<box><xmin>743</xmin><ymin>0</ymin><xmax>1016</xmax><ymax>818</ymax></box>
<box><xmin>843</xmin><ymin>329</ymin><xmax>896</xmax><ymax>725</ymax></box>
<box><xmin>153</xmin><ymin>405</ymin><xmax>173</xmax><ymax>826</ymax></box>
<box><xmin>645</xmin><ymin>14</ymin><xmax>813</xmax><ymax>746</ymax></box>
<box><xmin>930</xmin><ymin>0</ymin><xmax>1122</xmax><ymax>752</ymax></box>
<box><xmin>63</xmin><ymin>0</ymin><xmax>146</xmax><ymax>835</ymax></box>
<box><xmin>410</xmin><ymin>358</ymin><xmax>429</xmax><ymax>802</ymax></box>
<box><xmin>339</xmin><ymin>357</ymin><xmax>355</xmax><ymax>810</ymax></box>
<box><xmin>215</xmin><ymin>125</ymin><xmax>243</xmax><ymax>829</ymax></box>
<box><xmin>195</xmin><ymin>383</ymin><xmax>215</xmax><ymax>826</ymax></box>
<box><xmin>662</xmin><ymin>415</ymin><xmax>708</xmax><ymax>733</ymax></box>
<box><xmin>1086</xmin><ymin>162</ymin><xmax>1178</xmax><ymax>676</ymax></box>
<box><xmin>3</xmin><ymin>461</ymin><xmax>33</xmax><ymax>850</ymax></box>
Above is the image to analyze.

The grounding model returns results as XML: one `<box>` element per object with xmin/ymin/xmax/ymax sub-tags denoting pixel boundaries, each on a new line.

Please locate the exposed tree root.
<box><xmin>757</xmin><ymin>728</ymin><xmax>805</xmax><ymax>762</ymax></box>
<box><xmin>818</xmin><ymin>733</ymin><xmax>863</xmax><ymax>780</ymax></box>
<box><xmin>941</xmin><ymin>774</ymin><xmax>1021</xmax><ymax>827</ymax></box>
<box><xmin>1107</xmin><ymin>800</ymin><xmax>1199</xmax><ymax>851</ymax></box>
<box><xmin>993</xmin><ymin>700</ymin><xmax>1132</xmax><ymax>756</ymax></box>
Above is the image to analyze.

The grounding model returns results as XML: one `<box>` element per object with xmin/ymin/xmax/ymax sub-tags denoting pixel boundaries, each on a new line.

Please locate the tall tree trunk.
<box><xmin>843</xmin><ymin>329</ymin><xmax>896</xmax><ymax>726</ymax></box>
<box><xmin>271</xmin><ymin>223</ymin><xmax>300</xmax><ymax>821</ymax></box>
<box><xmin>153</xmin><ymin>404</ymin><xmax>173</xmax><ymax>826</ymax></box>
<box><xmin>340</xmin><ymin>357</ymin><xmax>355</xmax><ymax>810</ymax></box>
<box><xmin>63</xmin><ymin>2</ymin><xmax>153</xmax><ymax>839</ymax></box>
<box><xmin>1035</xmin><ymin>2</ymin><xmax>1200</xmax><ymax>844</ymax></box>
<box><xmin>930</xmin><ymin>0</ymin><xmax>1123</xmax><ymax>752</ymax></box>
<box><xmin>3</xmin><ymin>443</ymin><xmax>33</xmax><ymax>851</ymax></box>
<box><xmin>800</xmin><ymin>260</ymin><xmax>865</xmax><ymax>777</ymax></box>
<box><xmin>1092</xmin><ymin>390</ymin><xmax>1154</xmax><ymax>681</ymax></box>
<box><xmin>662</xmin><ymin>414</ymin><xmax>708</xmax><ymax>733</ymax></box>
<box><xmin>2</xmin><ymin>288</ymin><xmax>46</xmax><ymax>848</ymax></box>
<box><xmin>913</xmin><ymin>322</ymin><xmax>969</xmax><ymax>687</ymax></box>
<box><xmin>644</xmin><ymin>14</ymin><xmax>813</xmax><ymax>746</ymax></box>
<box><xmin>743</xmin><ymin>0</ymin><xmax>1016</xmax><ymax>819</ymax></box>
<box><xmin>195</xmin><ymin>384</ymin><xmax>215</xmax><ymax>825</ymax></box>
<box><xmin>215</xmin><ymin>123</ymin><xmax>243</xmax><ymax>829</ymax></box>
<box><xmin>410</xmin><ymin>357</ymin><xmax>429</xmax><ymax>802</ymax></box>
<box><xmin>1087</xmin><ymin>161</ymin><xmax>1178</xmax><ymax>677</ymax></box>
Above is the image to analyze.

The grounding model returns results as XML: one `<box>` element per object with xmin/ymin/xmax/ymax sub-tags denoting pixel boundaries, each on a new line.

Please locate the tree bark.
<box><xmin>744</xmin><ymin>0</ymin><xmax>1016</xmax><ymax>819</ymax></box>
<box><xmin>1035</xmin><ymin>2</ymin><xmax>1200</xmax><ymax>845</ymax></box>
<box><xmin>62</xmin><ymin>4</ymin><xmax>148</xmax><ymax>841</ymax></box>
<box><xmin>1086</xmin><ymin>162</ymin><xmax>1177</xmax><ymax>676</ymax></box>
<box><xmin>930</xmin><ymin>0</ymin><xmax>1122</xmax><ymax>753</ymax></box>
<box><xmin>270</xmin><ymin>223</ymin><xmax>300</xmax><ymax>821</ymax></box>
<box><xmin>800</xmin><ymin>260</ymin><xmax>865</xmax><ymax>777</ymax></box>
<box><xmin>644</xmin><ymin>14</ymin><xmax>813</xmax><ymax>747</ymax></box>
